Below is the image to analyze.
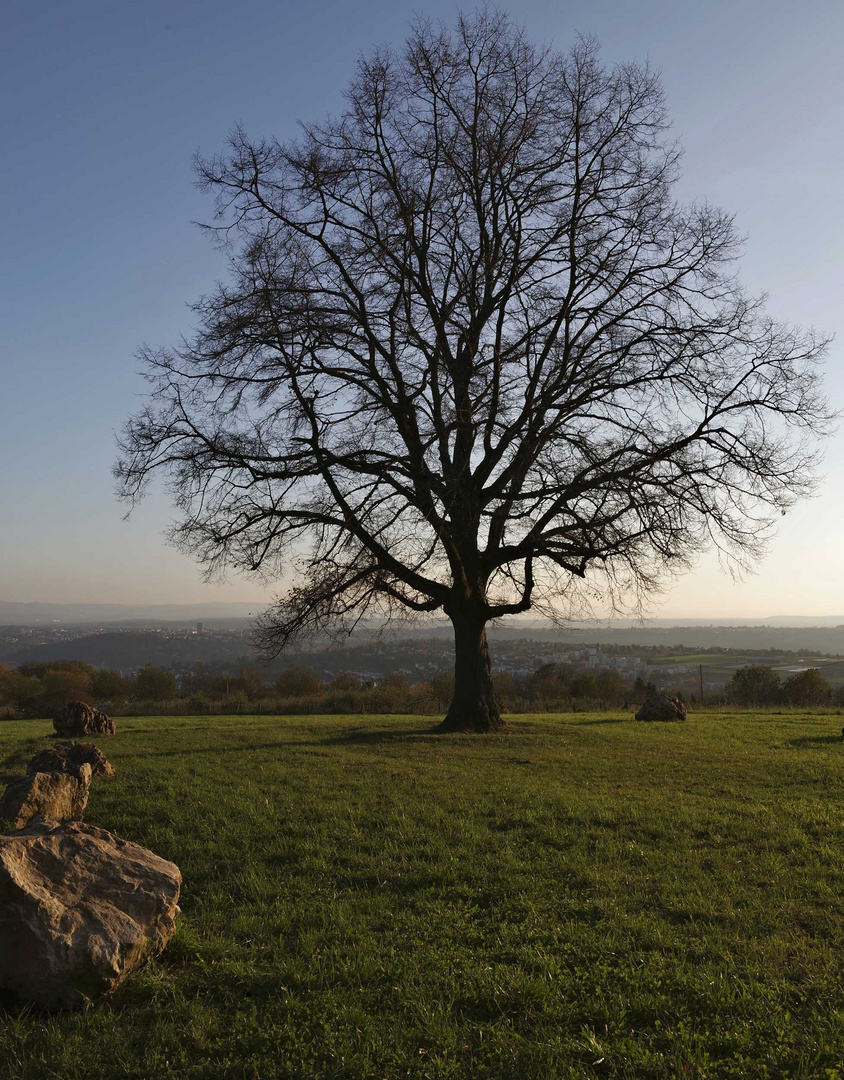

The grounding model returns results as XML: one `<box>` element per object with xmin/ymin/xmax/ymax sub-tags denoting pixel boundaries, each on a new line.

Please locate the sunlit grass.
<box><xmin>2</xmin><ymin>710</ymin><xmax>844</xmax><ymax>1079</ymax></box>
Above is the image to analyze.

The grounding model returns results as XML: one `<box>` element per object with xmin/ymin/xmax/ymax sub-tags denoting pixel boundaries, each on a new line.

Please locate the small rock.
<box><xmin>53</xmin><ymin>701</ymin><xmax>115</xmax><ymax>737</ymax></box>
<box><xmin>635</xmin><ymin>694</ymin><xmax>687</xmax><ymax>722</ymax></box>
<box><xmin>28</xmin><ymin>741</ymin><xmax>115</xmax><ymax>778</ymax></box>
<box><xmin>0</xmin><ymin>766</ymin><xmax>92</xmax><ymax>829</ymax></box>
<box><xmin>0</xmin><ymin>818</ymin><xmax>181</xmax><ymax>1008</ymax></box>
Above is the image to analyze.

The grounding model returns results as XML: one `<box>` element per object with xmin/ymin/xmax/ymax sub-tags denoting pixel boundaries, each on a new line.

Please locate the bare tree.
<box><xmin>117</xmin><ymin>11</ymin><xmax>830</xmax><ymax>732</ymax></box>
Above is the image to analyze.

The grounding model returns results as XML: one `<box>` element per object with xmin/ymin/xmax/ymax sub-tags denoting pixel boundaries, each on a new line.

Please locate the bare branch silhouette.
<box><xmin>117</xmin><ymin>11</ymin><xmax>831</xmax><ymax>731</ymax></box>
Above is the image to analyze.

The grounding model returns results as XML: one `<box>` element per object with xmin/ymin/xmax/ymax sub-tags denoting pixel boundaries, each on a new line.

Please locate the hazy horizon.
<box><xmin>4</xmin><ymin>599</ymin><xmax>844</xmax><ymax>630</ymax></box>
<box><xmin>3</xmin><ymin>0</ymin><xmax>842</xmax><ymax>617</ymax></box>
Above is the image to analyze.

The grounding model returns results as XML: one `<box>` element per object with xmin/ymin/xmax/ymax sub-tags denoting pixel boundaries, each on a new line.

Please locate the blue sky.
<box><xmin>2</xmin><ymin>0</ymin><xmax>842</xmax><ymax>615</ymax></box>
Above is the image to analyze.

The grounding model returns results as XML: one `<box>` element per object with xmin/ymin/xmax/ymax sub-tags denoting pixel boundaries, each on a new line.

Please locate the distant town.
<box><xmin>3</xmin><ymin>617</ymin><xmax>844</xmax><ymax>696</ymax></box>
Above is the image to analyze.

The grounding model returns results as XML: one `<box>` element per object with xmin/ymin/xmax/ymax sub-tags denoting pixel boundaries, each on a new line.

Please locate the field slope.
<box><xmin>2</xmin><ymin>711</ymin><xmax>844</xmax><ymax>1079</ymax></box>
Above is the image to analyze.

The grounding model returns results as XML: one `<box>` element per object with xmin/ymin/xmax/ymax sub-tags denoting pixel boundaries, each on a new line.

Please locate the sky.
<box><xmin>1</xmin><ymin>0</ymin><xmax>842</xmax><ymax>618</ymax></box>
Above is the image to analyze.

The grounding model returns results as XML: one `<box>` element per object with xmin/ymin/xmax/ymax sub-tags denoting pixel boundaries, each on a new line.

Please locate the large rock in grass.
<box><xmin>0</xmin><ymin>818</ymin><xmax>181</xmax><ymax>1008</ymax></box>
<box><xmin>0</xmin><ymin>766</ymin><xmax>92</xmax><ymax>829</ymax></box>
<box><xmin>53</xmin><ymin>701</ymin><xmax>115</xmax><ymax>737</ymax></box>
<box><xmin>28</xmin><ymin>740</ymin><xmax>115</xmax><ymax>779</ymax></box>
<box><xmin>635</xmin><ymin>693</ymin><xmax>687</xmax><ymax>722</ymax></box>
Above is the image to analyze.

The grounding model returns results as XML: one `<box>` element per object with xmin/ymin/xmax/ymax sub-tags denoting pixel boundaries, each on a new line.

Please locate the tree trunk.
<box><xmin>435</xmin><ymin>613</ymin><xmax>504</xmax><ymax>733</ymax></box>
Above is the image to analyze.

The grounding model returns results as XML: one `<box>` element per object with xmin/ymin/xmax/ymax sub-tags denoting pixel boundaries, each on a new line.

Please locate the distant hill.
<box><xmin>4</xmin><ymin>601</ymin><xmax>844</xmax><ymax>634</ymax></box>
<box><xmin>5</xmin><ymin>604</ymin><xmax>844</xmax><ymax>669</ymax></box>
<box><xmin>6</xmin><ymin>624</ymin><xmax>844</xmax><ymax>680</ymax></box>
<box><xmin>4</xmin><ymin>631</ymin><xmax>258</xmax><ymax>670</ymax></box>
<box><xmin>0</xmin><ymin>601</ymin><xmax>260</xmax><ymax>625</ymax></box>
<box><xmin>489</xmin><ymin>624</ymin><xmax>844</xmax><ymax>653</ymax></box>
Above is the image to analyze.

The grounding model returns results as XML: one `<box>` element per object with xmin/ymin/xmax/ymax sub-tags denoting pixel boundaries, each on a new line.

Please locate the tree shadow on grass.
<box><xmin>123</xmin><ymin>727</ymin><xmax>438</xmax><ymax>757</ymax></box>
<box><xmin>569</xmin><ymin>717</ymin><xmax>629</xmax><ymax>726</ymax></box>
<box><xmin>326</xmin><ymin>725</ymin><xmax>439</xmax><ymax>744</ymax></box>
<box><xmin>788</xmin><ymin>734</ymin><xmax>844</xmax><ymax>747</ymax></box>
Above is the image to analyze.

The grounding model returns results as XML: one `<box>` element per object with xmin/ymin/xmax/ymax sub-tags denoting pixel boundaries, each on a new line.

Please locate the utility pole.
<box><xmin>699</xmin><ymin>664</ymin><xmax>704</xmax><ymax>705</ymax></box>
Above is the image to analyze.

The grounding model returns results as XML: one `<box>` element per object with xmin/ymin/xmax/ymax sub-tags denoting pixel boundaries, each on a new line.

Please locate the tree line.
<box><xmin>724</xmin><ymin>665</ymin><xmax>840</xmax><ymax>707</ymax></box>
<box><xmin>1</xmin><ymin>659</ymin><xmax>649</xmax><ymax>718</ymax></box>
<box><xmin>3</xmin><ymin>658</ymin><xmax>840</xmax><ymax>718</ymax></box>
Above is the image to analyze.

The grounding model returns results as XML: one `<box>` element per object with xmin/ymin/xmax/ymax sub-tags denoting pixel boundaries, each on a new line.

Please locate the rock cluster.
<box><xmin>0</xmin><ymin>766</ymin><xmax>92</xmax><ymax>830</ymax></box>
<box><xmin>28</xmin><ymin>740</ymin><xmax>116</xmax><ymax>778</ymax></box>
<box><xmin>0</xmin><ymin>706</ymin><xmax>181</xmax><ymax>1009</ymax></box>
<box><xmin>53</xmin><ymin>700</ymin><xmax>115</xmax><ymax>737</ymax></box>
<box><xmin>635</xmin><ymin>693</ymin><xmax>688</xmax><ymax>722</ymax></box>
<box><xmin>0</xmin><ymin>738</ymin><xmax>117</xmax><ymax>830</ymax></box>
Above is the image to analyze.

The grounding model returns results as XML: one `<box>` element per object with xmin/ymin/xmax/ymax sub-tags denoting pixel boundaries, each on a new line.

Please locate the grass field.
<box><xmin>2</xmin><ymin>711</ymin><xmax>844</xmax><ymax>1079</ymax></box>
<box><xmin>646</xmin><ymin>651</ymin><xmax>844</xmax><ymax>684</ymax></box>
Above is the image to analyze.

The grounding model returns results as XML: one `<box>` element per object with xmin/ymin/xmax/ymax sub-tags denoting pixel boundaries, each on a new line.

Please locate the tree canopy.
<box><xmin>117</xmin><ymin>11</ymin><xmax>830</xmax><ymax>731</ymax></box>
<box><xmin>725</xmin><ymin>664</ymin><xmax>834</xmax><ymax>707</ymax></box>
<box><xmin>724</xmin><ymin>665</ymin><xmax>782</xmax><ymax>706</ymax></box>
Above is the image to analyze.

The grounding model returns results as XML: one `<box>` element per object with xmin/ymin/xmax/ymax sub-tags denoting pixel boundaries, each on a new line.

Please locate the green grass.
<box><xmin>2</xmin><ymin>711</ymin><xmax>844</xmax><ymax>1079</ymax></box>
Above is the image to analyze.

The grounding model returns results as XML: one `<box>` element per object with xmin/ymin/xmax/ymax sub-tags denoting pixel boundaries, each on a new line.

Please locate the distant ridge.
<box><xmin>0</xmin><ymin>601</ymin><xmax>260</xmax><ymax>625</ymax></box>
<box><xmin>3</xmin><ymin>601</ymin><xmax>844</xmax><ymax>630</ymax></box>
<box><xmin>508</xmin><ymin>616</ymin><xmax>844</xmax><ymax>628</ymax></box>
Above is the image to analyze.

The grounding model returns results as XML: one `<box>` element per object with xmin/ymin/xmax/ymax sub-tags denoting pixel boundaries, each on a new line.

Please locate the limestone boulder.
<box><xmin>635</xmin><ymin>694</ymin><xmax>687</xmax><ymax>722</ymax></box>
<box><xmin>53</xmin><ymin>701</ymin><xmax>115</xmax><ymax>737</ymax></box>
<box><xmin>0</xmin><ymin>818</ymin><xmax>181</xmax><ymax>1008</ymax></box>
<box><xmin>28</xmin><ymin>740</ymin><xmax>115</xmax><ymax>779</ymax></box>
<box><xmin>0</xmin><ymin>766</ymin><xmax>92</xmax><ymax>829</ymax></box>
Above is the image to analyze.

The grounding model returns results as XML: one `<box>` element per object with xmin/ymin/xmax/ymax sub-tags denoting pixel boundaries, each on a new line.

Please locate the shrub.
<box><xmin>275</xmin><ymin>666</ymin><xmax>324</xmax><ymax>697</ymax></box>
<box><xmin>725</xmin><ymin>666</ymin><xmax>782</xmax><ymax>706</ymax></box>
<box><xmin>782</xmin><ymin>668</ymin><xmax>832</xmax><ymax>706</ymax></box>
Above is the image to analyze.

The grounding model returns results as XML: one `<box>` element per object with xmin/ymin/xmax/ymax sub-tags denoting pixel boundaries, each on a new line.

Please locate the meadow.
<box><xmin>2</xmin><ymin>710</ymin><xmax>844</xmax><ymax>1079</ymax></box>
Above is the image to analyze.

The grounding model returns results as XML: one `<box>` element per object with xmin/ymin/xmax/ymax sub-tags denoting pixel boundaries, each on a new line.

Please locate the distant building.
<box><xmin>196</xmin><ymin>622</ymin><xmax>203</xmax><ymax>635</ymax></box>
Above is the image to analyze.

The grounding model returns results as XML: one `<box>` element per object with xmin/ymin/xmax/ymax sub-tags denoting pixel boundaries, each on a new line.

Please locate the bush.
<box><xmin>275</xmin><ymin>666</ymin><xmax>324</xmax><ymax>697</ymax></box>
<box><xmin>783</xmin><ymin>668</ymin><xmax>832</xmax><ymax>706</ymax></box>
<box><xmin>725</xmin><ymin>666</ymin><xmax>782</xmax><ymax>706</ymax></box>
<box><xmin>135</xmin><ymin>665</ymin><xmax>179</xmax><ymax>702</ymax></box>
